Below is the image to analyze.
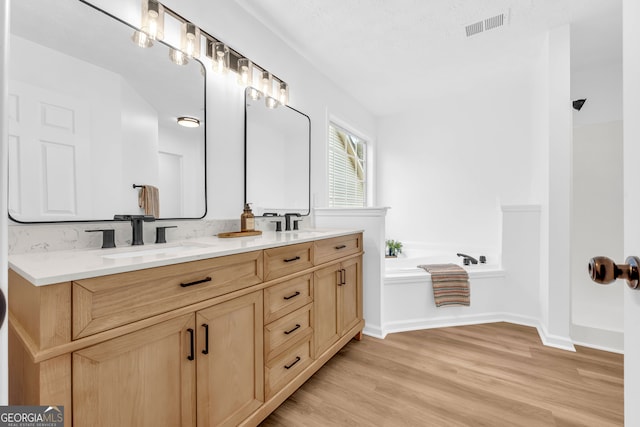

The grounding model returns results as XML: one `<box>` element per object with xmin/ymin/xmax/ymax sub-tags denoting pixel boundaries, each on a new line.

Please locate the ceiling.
<box><xmin>234</xmin><ymin>0</ymin><xmax>622</xmax><ymax>116</ymax></box>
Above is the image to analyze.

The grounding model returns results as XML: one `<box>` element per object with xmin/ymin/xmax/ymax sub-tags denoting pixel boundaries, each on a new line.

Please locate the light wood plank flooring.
<box><xmin>260</xmin><ymin>322</ymin><xmax>623</xmax><ymax>426</ymax></box>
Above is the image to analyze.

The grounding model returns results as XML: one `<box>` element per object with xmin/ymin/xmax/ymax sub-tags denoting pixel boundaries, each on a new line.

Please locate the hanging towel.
<box><xmin>418</xmin><ymin>263</ymin><xmax>470</xmax><ymax>307</ymax></box>
<box><xmin>138</xmin><ymin>185</ymin><xmax>160</xmax><ymax>218</ymax></box>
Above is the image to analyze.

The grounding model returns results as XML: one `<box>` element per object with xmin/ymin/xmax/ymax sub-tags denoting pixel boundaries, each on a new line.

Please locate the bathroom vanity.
<box><xmin>8</xmin><ymin>230</ymin><xmax>364</xmax><ymax>427</ymax></box>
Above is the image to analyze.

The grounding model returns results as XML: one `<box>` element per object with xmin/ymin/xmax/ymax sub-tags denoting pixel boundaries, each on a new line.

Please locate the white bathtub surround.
<box><xmin>382</xmin><ymin>205</ymin><xmax>576</xmax><ymax>352</ymax></box>
<box><xmin>314</xmin><ymin>207</ymin><xmax>388</xmax><ymax>338</ymax></box>
<box><xmin>385</xmin><ymin>254</ymin><xmax>506</xmax><ymax>334</ymax></box>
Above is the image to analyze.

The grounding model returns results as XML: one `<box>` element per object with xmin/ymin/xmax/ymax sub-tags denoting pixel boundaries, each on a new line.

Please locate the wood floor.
<box><xmin>260</xmin><ymin>322</ymin><xmax>623</xmax><ymax>427</ymax></box>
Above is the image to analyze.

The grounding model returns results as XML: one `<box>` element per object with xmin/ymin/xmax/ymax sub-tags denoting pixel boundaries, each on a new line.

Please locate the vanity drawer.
<box><xmin>264</xmin><ymin>273</ymin><xmax>313</xmax><ymax>323</ymax></box>
<box><xmin>264</xmin><ymin>304</ymin><xmax>312</xmax><ymax>362</ymax></box>
<box><xmin>264</xmin><ymin>242</ymin><xmax>313</xmax><ymax>281</ymax></box>
<box><xmin>313</xmin><ymin>233</ymin><xmax>362</xmax><ymax>265</ymax></box>
<box><xmin>265</xmin><ymin>338</ymin><xmax>312</xmax><ymax>400</ymax></box>
<box><xmin>72</xmin><ymin>250</ymin><xmax>263</xmax><ymax>339</ymax></box>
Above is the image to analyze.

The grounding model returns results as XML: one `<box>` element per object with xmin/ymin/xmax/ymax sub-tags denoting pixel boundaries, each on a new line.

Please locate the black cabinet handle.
<box><xmin>284</xmin><ymin>356</ymin><xmax>301</xmax><ymax>370</ymax></box>
<box><xmin>180</xmin><ymin>277</ymin><xmax>212</xmax><ymax>288</ymax></box>
<box><xmin>187</xmin><ymin>328</ymin><xmax>195</xmax><ymax>361</ymax></box>
<box><xmin>342</xmin><ymin>269</ymin><xmax>347</xmax><ymax>285</ymax></box>
<box><xmin>284</xmin><ymin>324</ymin><xmax>301</xmax><ymax>335</ymax></box>
<box><xmin>335</xmin><ymin>245</ymin><xmax>347</xmax><ymax>250</ymax></box>
<box><xmin>336</xmin><ymin>270</ymin><xmax>342</xmax><ymax>286</ymax></box>
<box><xmin>284</xmin><ymin>256</ymin><xmax>301</xmax><ymax>263</ymax></box>
<box><xmin>283</xmin><ymin>291</ymin><xmax>300</xmax><ymax>300</ymax></box>
<box><xmin>202</xmin><ymin>324</ymin><xmax>209</xmax><ymax>355</ymax></box>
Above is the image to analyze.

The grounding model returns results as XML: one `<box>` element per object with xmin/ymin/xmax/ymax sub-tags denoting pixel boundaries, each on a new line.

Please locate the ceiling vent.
<box><xmin>465</xmin><ymin>11</ymin><xmax>509</xmax><ymax>37</ymax></box>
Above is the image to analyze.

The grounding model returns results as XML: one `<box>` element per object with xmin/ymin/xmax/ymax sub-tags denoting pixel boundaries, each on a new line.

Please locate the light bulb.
<box><xmin>237</xmin><ymin>58</ymin><xmax>252</xmax><ymax>87</ymax></box>
<box><xmin>181</xmin><ymin>23</ymin><xmax>200</xmax><ymax>58</ymax></box>
<box><xmin>208</xmin><ymin>41</ymin><xmax>229</xmax><ymax>73</ymax></box>
<box><xmin>169</xmin><ymin>48</ymin><xmax>188</xmax><ymax>66</ymax></box>
<box><xmin>261</xmin><ymin>71</ymin><xmax>272</xmax><ymax>97</ymax></box>
<box><xmin>278</xmin><ymin>81</ymin><xmax>289</xmax><ymax>105</ymax></box>
<box><xmin>265</xmin><ymin>96</ymin><xmax>279</xmax><ymax>109</ymax></box>
<box><xmin>141</xmin><ymin>0</ymin><xmax>164</xmax><ymax>40</ymax></box>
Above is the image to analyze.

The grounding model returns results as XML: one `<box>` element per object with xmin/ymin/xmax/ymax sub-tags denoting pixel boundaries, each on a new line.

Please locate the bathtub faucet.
<box><xmin>456</xmin><ymin>253</ymin><xmax>478</xmax><ymax>265</ymax></box>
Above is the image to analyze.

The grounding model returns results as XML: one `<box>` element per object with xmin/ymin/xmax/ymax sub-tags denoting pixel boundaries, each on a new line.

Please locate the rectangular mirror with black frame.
<box><xmin>244</xmin><ymin>87</ymin><xmax>310</xmax><ymax>217</ymax></box>
<box><xmin>8</xmin><ymin>0</ymin><xmax>207</xmax><ymax>223</ymax></box>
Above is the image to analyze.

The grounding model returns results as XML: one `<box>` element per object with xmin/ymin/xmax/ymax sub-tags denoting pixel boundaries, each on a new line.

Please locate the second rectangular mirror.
<box><xmin>245</xmin><ymin>88</ymin><xmax>310</xmax><ymax>217</ymax></box>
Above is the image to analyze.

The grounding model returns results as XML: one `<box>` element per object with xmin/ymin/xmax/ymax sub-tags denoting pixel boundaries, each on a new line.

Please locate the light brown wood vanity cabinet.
<box><xmin>8</xmin><ymin>233</ymin><xmax>364</xmax><ymax>427</ymax></box>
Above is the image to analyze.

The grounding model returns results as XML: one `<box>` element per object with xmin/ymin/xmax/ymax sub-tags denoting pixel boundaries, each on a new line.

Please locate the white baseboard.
<box><xmin>571</xmin><ymin>323</ymin><xmax>623</xmax><ymax>354</ymax></box>
<box><xmin>362</xmin><ymin>323</ymin><xmax>386</xmax><ymax>339</ymax></box>
<box><xmin>381</xmin><ymin>312</ymin><xmax>577</xmax><ymax>352</ymax></box>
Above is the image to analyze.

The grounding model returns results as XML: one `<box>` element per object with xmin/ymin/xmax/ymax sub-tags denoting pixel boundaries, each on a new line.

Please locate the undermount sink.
<box><xmin>102</xmin><ymin>243</ymin><xmax>212</xmax><ymax>260</ymax></box>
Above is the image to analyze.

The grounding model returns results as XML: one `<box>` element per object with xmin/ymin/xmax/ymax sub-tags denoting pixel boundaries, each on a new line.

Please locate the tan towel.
<box><xmin>418</xmin><ymin>263</ymin><xmax>470</xmax><ymax>307</ymax></box>
<box><xmin>138</xmin><ymin>185</ymin><xmax>160</xmax><ymax>218</ymax></box>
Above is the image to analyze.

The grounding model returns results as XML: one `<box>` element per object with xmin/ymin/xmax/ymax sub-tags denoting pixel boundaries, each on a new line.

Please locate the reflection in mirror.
<box><xmin>245</xmin><ymin>88</ymin><xmax>310</xmax><ymax>217</ymax></box>
<box><xmin>8</xmin><ymin>0</ymin><xmax>206</xmax><ymax>222</ymax></box>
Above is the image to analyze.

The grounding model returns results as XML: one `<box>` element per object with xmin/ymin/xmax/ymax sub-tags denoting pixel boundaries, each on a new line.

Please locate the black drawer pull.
<box><xmin>202</xmin><ymin>324</ymin><xmax>209</xmax><ymax>355</ymax></box>
<box><xmin>335</xmin><ymin>245</ymin><xmax>347</xmax><ymax>250</ymax></box>
<box><xmin>283</xmin><ymin>291</ymin><xmax>300</xmax><ymax>300</ymax></box>
<box><xmin>284</xmin><ymin>256</ymin><xmax>301</xmax><ymax>263</ymax></box>
<box><xmin>180</xmin><ymin>277</ymin><xmax>212</xmax><ymax>288</ymax></box>
<box><xmin>284</xmin><ymin>324</ymin><xmax>301</xmax><ymax>335</ymax></box>
<box><xmin>284</xmin><ymin>356</ymin><xmax>301</xmax><ymax>370</ymax></box>
<box><xmin>187</xmin><ymin>328</ymin><xmax>195</xmax><ymax>361</ymax></box>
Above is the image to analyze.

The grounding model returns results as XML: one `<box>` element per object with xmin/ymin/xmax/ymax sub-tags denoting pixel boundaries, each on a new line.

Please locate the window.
<box><xmin>328</xmin><ymin>123</ymin><xmax>367</xmax><ymax>207</ymax></box>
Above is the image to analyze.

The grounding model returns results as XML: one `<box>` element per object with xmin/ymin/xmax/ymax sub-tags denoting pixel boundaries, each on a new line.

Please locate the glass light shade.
<box><xmin>169</xmin><ymin>48</ymin><xmax>188</xmax><ymax>66</ymax></box>
<box><xmin>278</xmin><ymin>81</ymin><xmax>289</xmax><ymax>105</ymax></box>
<box><xmin>248</xmin><ymin>87</ymin><xmax>262</xmax><ymax>101</ymax></box>
<box><xmin>131</xmin><ymin>30</ymin><xmax>153</xmax><ymax>48</ymax></box>
<box><xmin>260</xmin><ymin>71</ymin><xmax>272</xmax><ymax>97</ymax></box>
<box><xmin>141</xmin><ymin>0</ymin><xmax>164</xmax><ymax>40</ymax></box>
<box><xmin>208</xmin><ymin>41</ymin><xmax>229</xmax><ymax>73</ymax></box>
<box><xmin>181</xmin><ymin>22</ymin><xmax>200</xmax><ymax>58</ymax></box>
<box><xmin>237</xmin><ymin>58</ymin><xmax>253</xmax><ymax>87</ymax></box>
<box><xmin>265</xmin><ymin>96</ymin><xmax>279</xmax><ymax>109</ymax></box>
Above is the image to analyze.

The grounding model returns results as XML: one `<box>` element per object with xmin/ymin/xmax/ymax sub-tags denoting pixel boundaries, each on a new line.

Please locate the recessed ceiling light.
<box><xmin>177</xmin><ymin>116</ymin><xmax>200</xmax><ymax>127</ymax></box>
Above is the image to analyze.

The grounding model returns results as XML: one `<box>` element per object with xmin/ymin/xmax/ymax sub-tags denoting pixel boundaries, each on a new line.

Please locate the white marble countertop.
<box><xmin>9</xmin><ymin>228</ymin><xmax>362</xmax><ymax>286</ymax></box>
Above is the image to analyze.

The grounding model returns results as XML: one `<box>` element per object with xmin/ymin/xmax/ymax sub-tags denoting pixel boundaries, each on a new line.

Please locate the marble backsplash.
<box><xmin>8</xmin><ymin>216</ymin><xmax>310</xmax><ymax>255</ymax></box>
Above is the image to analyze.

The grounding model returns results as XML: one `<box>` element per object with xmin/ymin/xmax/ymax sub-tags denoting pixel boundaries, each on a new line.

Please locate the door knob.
<box><xmin>588</xmin><ymin>256</ymin><xmax>640</xmax><ymax>289</ymax></box>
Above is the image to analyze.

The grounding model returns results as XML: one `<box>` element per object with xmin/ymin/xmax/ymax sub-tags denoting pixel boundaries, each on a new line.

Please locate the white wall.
<box><xmin>86</xmin><ymin>0</ymin><xmax>377</xmax><ymax>219</ymax></box>
<box><xmin>570</xmin><ymin>61</ymin><xmax>623</xmax><ymax>350</ymax></box>
<box><xmin>542</xmin><ymin>25</ymin><xmax>573</xmax><ymax>348</ymax></box>
<box><xmin>377</xmin><ymin>61</ymin><xmax>540</xmax><ymax>254</ymax></box>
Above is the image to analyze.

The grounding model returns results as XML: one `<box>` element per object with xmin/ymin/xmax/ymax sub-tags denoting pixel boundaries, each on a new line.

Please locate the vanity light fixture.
<box><xmin>278</xmin><ymin>81</ymin><xmax>289</xmax><ymax>106</ymax></box>
<box><xmin>237</xmin><ymin>58</ymin><xmax>253</xmax><ymax>86</ymax></box>
<box><xmin>131</xmin><ymin>30</ymin><xmax>153</xmax><ymax>48</ymax></box>
<box><xmin>181</xmin><ymin>22</ymin><xmax>200</xmax><ymax>58</ymax></box>
<box><xmin>248</xmin><ymin>87</ymin><xmax>262</xmax><ymax>101</ymax></box>
<box><xmin>141</xmin><ymin>0</ymin><xmax>165</xmax><ymax>40</ymax></box>
<box><xmin>137</xmin><ymin>0</ymin><xmax>291</xmax><ymax>104</ymax></box>
<box><xmin>177</xmin><ymin>116</ymin><xmax>200</xmax><ymax>128</ymax></box>
<box><xmin>169</xmin><ymin>48</ymin><xmax>188</xmax><ymax>65</ymax></box>
<box><xmin>265</xmin><ymin>96</ymin><xmax>279</xmax><ymax>109</ymax></box>
<box><xmin>260</xmin><ymin>71</ymin><xmax>272</xmax><ymax>97</ymax></box>
<box><xmin>208</xmin><ymin>41</ymin><xmax>229</xmax><ymax>73</ymax></box>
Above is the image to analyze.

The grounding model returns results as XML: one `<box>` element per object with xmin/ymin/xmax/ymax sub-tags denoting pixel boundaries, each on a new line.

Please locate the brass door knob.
<box><xmin>588</xmin><ymin>256</ymin><xmax>640</xmax><ymax>289</ymax></box>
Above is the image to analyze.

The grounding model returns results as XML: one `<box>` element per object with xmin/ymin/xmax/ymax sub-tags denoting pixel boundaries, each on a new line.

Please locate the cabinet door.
<box><xmin>313</xmin><ymin>265</ymin><xmax>340</xmax><ymax>357</ymax></box>
<box><xmin>339</xmin><ymin>256</ymin><xmax>362</xmax><ymax>336</ymax></box>
<box><xmin>196</xmin><ymin>291</ymin><xmax>264</xmax><ymax>427</ymax></box>
<box><xmin>73</xmin><ymin>314</ymin><xmax>196</xmax><ymax>427</ymax></box>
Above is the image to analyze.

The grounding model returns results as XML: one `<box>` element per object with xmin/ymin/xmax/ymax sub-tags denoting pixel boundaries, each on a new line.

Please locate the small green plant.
<box><xmin>385</xmin><ymin>239</ymin><xmax>403</xmax><ymax>257</ymax></box>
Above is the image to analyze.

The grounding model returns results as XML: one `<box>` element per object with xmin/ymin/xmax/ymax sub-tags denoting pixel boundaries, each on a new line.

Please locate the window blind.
<box><xmin>328</xmin><ymin>123</ymin><xmax>366</xmax><ymax>207</ymax></box>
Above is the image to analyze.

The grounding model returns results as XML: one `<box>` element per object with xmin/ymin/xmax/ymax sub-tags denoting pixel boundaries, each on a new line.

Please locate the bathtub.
<box><xmin>383</xmin><ymin>249</ymin><xmax>506</xmax><ymax>335</ymax></box>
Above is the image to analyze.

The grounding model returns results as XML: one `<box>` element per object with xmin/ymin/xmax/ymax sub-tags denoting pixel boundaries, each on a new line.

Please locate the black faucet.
<box><xmin>114</xmin><ymin>214</ymin><xmax>155</xmax><ymax>245</ymax></box>
<box><xmin>456</xmin><ymin>253</ymin><xmax>478</xmax><ymax>265</ymax></box>
<box><xmin>284</xmin><ymin>213</ymin><xmax>301</xmax><ymax>231</ymax></box>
